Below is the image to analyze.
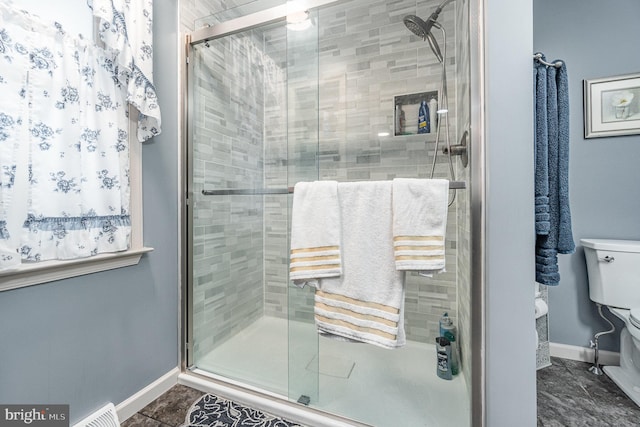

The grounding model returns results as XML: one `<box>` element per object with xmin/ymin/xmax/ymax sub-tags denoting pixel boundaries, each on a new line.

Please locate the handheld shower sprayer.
<box><xmin>402</xmin><ymin>0</ymin><xmax>465</xmax><ymax>205</ymax></box>
<box><xmin>403</xmin><ymin>15</ymin><xmax>444</xmax><ymax>63</ymax></box>
<box><xmin>402</xmin><ymin>0</ymin><xmax>455</xmax><ymax>63</ymax></box>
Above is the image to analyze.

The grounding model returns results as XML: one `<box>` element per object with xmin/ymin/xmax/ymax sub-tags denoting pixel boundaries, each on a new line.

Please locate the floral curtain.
<box><xmin>0</xmin><ymin>1</ymin><xmax>131</xmax><ymax>270</ymax></box>
<box><xmin>89</xmin><ymin>0</ymin><xmax>160</xmax><ymax>142</ymax></box>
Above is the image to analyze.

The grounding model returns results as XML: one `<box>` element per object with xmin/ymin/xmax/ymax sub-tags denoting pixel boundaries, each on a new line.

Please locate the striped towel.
<box><xmin>392</xmin><ymin>178</ymin><xmax>449</xmax><ymax>275</ymax></box>
<box><xmin>289</xmin><ymin>181</ymin><xmax>342</xmax><ymax>287</ymax></box>
<box><xmin>315</xmin><ymin>289</ymin><xmax>403</xmax><ymax>347</ymax></box>
<box><xmin>313</xmin><ymin>181</ymin><xmax>406</xmax><ymax>349</ymax></box>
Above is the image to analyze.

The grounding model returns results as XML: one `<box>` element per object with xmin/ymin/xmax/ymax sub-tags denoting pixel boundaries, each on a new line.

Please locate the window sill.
<box><xmin>0</xmin><ymin>247</ymin><xmax>154</xmax><ymax>292</ymax></box>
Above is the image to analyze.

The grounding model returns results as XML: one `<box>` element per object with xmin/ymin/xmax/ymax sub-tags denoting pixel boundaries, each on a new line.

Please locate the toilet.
<box><xmin>582</xmin><ymin>238</ymin><xmax>640</xmax><ymax>407</ymax></box>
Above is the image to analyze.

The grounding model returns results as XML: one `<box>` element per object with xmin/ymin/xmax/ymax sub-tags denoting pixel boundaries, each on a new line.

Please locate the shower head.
<box><xmin>403</xmin><ymin>14</ymin><xmax>444</xmax><ymax>63</ymax></box>
<box><xmin>403</xmin><ymin>14</ymin><xmax>430</xmax><ymax>39</ymax></box>
<box><xmin>403</xmin><ymin>0</ymin><xmax>456</xmax><ymax>63</ymax></box>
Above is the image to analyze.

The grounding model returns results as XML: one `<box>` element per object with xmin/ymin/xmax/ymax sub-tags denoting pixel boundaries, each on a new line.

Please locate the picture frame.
<box><xmin>584</xmin><ymin>73</ymin><xmax>640</xmax><ymax>138</ymax></box>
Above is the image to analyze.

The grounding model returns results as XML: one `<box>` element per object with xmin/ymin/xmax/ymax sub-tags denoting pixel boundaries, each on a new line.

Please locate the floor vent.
<box><xmin>73</xmin><ymin>403</ymin><xmax>120</xmax><ymax>427</ymax></box>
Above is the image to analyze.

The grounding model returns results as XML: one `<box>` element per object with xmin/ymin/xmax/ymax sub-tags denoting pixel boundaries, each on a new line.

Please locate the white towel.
<box><xmin>392</xmin><ymin>178</ymin><xmax>449</xmax><ymax>275</ymax></box>
<box><xmin>289</xmin><ymin>181</ymin><xmax>342</xmax><ymax>287</ymax></box>
<box><xmin>314</xmin><ymin>181</ymin><xmax>406</xmax><ymax>349</ymax></box>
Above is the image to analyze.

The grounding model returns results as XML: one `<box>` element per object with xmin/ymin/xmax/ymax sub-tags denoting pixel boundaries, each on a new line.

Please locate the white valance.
<box><xmin>89</xmin><ymin>0</ymin><xmax>161</xmax><ymax>142</ymax></box>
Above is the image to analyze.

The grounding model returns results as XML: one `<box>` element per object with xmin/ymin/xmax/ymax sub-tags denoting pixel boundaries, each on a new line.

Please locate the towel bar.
<box><xmin>202</xmin><ymin>181</ymin><xmax>466</xmax><ymax>196</ymax></box>
<box><xmin>533</xmin><ymin>53</ymin><xmax>562</xmax><ymax>68</ymax></box>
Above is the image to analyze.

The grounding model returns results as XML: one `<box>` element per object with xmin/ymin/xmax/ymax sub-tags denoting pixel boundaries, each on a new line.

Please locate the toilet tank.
<box><xmin>582</xmin><ymin>239</ymin><xmax>640</xmax><ymax>309</ymax></box>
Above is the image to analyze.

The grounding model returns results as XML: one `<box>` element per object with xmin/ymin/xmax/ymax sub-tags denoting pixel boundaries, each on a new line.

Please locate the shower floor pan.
<box><xmin>193</xmin><ymin>316</ymin><xmax>469</xmax><ymax>427</ymax></box>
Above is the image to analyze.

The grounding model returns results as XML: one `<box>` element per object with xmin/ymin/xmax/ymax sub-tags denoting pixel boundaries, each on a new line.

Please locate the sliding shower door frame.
<box><xmin>469</xmin><ymin>0</ymin><xmax>486</xmax><ymax>425</ymax></box>
<box><xmin>188</xmin><ymin>0</ymin><xmax>340</xmax><ymax>46</ymax></box>
<box><xmin>182</xmin><ymin>31</ymin><xmax>195</xmax><ymax>371</ymax></box>
<box><xmin>179</xmin><ymin>0</ymin><xmax>487</xmax><ymax>425</ymax></box>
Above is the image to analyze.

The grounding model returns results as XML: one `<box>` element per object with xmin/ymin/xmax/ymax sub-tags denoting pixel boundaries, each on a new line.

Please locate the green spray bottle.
<box><xmin>439</xmin><ymin>313</ymin><xmax>459</xmax><ymax>376</ymax></box>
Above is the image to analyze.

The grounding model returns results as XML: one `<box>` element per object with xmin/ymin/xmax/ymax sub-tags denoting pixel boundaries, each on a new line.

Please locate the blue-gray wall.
<box><xmin>485</xmin><ymin>0</ymin><xmax>537</xmax><ymax>425</ymax></box>
<box><xmin>534</xmin><ymin>0</ymin><xmax>640</xmax><ymax>351</ymax></box>
<box><xmin>0</xmin><ymin>1</ymin><xmax>179</xmax><ymax>424</ymax></box>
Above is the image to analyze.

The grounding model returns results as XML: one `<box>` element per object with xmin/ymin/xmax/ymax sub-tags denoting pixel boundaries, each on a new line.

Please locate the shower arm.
<box><xmin>437</xmin><ymin>0</ymin><xmax>456</xmax><ymax>10</ymax></box>
<box><xmin>428</xmin><ymin>0</ymin><xmax>457</xmax><ymax>27</ymax></box>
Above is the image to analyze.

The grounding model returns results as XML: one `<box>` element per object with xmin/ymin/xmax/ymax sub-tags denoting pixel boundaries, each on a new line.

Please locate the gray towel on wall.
<box><xmin>556</xmin><ymin>64</ymin><xmax>575</xmax><ymax>255</ymax></box>
<box><xmin>534</xmin><ymin>60</ymin><xmax>551</xmax><ymax>235</ymax></box>
<box><xmin>534</xmin><ymin>56</ymin><xmax>574</xmax><ymax>286</ymax></box>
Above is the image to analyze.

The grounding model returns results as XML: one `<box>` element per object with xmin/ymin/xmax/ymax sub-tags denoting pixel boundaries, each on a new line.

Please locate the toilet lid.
<box><xmin>630</xmin><ymin>308</ymin><xmax>640</xmax><ymax>329</ymax></box>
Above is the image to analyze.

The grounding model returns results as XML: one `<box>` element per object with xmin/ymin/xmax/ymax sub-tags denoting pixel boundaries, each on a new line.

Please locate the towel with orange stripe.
<box><xmin>312</xmin><ymin>181</ymin><xmax>406</xmax><ymax>349</ymax></box>
<box><xmin>289</xmin><ymin>181</ymin><xmax>342</xmax><ymax>287</ymax></box>
<box><xmin>392</xmin><ymin>178</ymin><xmax>449</xmax><ymax>275</ymax></box>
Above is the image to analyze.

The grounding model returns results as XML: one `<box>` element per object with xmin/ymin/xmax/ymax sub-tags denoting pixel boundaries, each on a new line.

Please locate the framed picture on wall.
<box><xmin>584</xmin><ymin>73</ymin><xmax>640</xmax><ymax>138</ymax></box>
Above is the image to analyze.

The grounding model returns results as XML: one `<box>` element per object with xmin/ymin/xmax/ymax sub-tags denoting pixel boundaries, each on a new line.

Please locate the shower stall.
<box><xmin>183</xmin><ymin>0</ymin><xmax>475</xmax><ymax>425</ymax></box>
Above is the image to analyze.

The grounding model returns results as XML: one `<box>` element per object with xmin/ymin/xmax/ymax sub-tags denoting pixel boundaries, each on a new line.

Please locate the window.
<box><xmin>0</xmin><ymin>1</ymin><xmax>155</xmax><ymax>291</ymax></box>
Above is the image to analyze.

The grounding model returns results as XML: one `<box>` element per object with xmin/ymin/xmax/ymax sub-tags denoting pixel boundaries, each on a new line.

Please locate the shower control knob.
<box><xmin>442</xmin><ymin>144</ymin><xmax>466</xmax><ymax>156</ymax></box>
<box><xmin>441</xmin><ymin>130</ymin><xmax>469</xmax><ymax>168</ymax></box>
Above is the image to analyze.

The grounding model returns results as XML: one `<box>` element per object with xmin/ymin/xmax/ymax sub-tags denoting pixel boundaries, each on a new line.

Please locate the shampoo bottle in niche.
<box><xmin>429</xmin><ymin>97</ymin><xmax>438</xmax><ymax>133</ymax></box>
<box><xmin>435</xmin><ymin>336</ymin><xmax>453</xmax><ymax>380</ymax></box>
<box><xmin>439</xmin><ymin>312</ymin><xmax>460</xmax><ymax>376</ymax></box>
<box><xmin>418</xmin><ymin>100</ymin><xmax>430</xmax><ymax>134</ymax></box>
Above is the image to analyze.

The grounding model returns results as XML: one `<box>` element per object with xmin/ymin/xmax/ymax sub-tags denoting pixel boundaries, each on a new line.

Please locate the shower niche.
<box><xmin>394</xmin><ymin>91</ymin><xmax>438</xmax><ymax>136</ymax></box>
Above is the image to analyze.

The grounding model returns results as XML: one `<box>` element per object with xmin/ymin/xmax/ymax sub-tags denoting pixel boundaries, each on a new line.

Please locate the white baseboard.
<box><xmin>549</xmin><ymin>342</ymin><xmax>620</xmax><ymax>366</ymax></box>
<box><xmin>116</xmin><ymin>367</ymin><xmax>180</xmax><ymax>422</ymax></box>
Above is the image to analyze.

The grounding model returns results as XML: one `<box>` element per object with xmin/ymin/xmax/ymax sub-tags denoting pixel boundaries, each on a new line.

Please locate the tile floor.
<box><xmin>121</xmin><ymin>385</ymin><xmax>205</xmax><ymax>427</ymax></box>
<box><xmin>537</xmin><ymin>357</ymin><xmax>640</xmax><ymax>427</ymax></box>
<box><xmin>122</xmin><ymin>357</ymin><xmax>640</xmax><ymax>427</ymax></box>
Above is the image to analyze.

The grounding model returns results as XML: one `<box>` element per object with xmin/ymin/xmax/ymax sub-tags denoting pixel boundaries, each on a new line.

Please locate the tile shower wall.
<box><xmin>184</xmin><ymin>0</ymin><xmax>468</xmax><ymax>348</ymax></box>
<box><xmin>259</xmin><ymin>0</ymin><xmax>463</xmax><ymax>343</ymax></box>
<box><xmin>262</xmin><ymin>27</ymin><xmax>292</xmax><ymax>319</ymax></box>
<box><xmin>189</xmin><ymin>31</ymin><xmax>283</xmax><ymax>360</ymax></box>
<box><xmin>311</xmin><ymin>0</ymin><xmax>460</xmax><ymax>343</ymax></box>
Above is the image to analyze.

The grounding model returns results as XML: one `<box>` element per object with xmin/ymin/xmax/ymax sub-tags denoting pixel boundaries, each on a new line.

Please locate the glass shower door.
<box><xmin>285</xmin><ymin>9</ymin><xmax>321</xmax><ymax>405</ymax></box>
<box><xmin>186</xmin><ymin>12</ymin><xmax>320</xmax><ymax>401</ymax></box>
<box><xmin>186</xmin><ymin>0</ymin><xmax>473</xmax><ymax>424</ymax></box>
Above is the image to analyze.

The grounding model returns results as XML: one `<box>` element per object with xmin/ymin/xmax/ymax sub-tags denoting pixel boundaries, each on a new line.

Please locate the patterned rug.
<box><xmin>182</xmin><ymin>394</ymin><xmax>305</xmax><ymax>427</ymax></box>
